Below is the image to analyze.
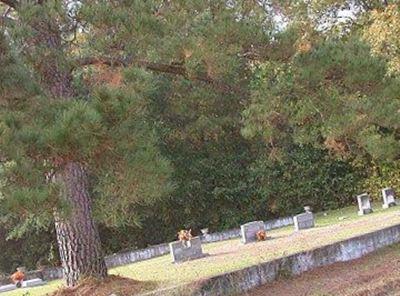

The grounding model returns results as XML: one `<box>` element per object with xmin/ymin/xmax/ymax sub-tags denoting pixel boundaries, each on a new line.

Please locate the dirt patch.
<box><xmin>50</xmin><ymin>275</ymin><xmax>154</xmax><ymax>296</ymax></box>
<box><xmin>353</xmin><ymin>278</ymin><xmax>400</xmax><ymax>296</ymax></box>
<box><xmin>246</xmin><ymin>244</ymin><xmax>400</xmax><ymax>296</ymax></box>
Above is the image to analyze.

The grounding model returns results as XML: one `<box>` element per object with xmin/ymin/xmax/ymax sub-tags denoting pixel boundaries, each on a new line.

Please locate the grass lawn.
<box><xmin>3</xmin><ymin>203</ymin><xmax>400</xmax><ymax>296</ymax></box>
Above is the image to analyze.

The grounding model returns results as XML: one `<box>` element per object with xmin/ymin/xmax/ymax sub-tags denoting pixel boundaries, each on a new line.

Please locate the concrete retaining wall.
<box><xmin>264</xmin><ymin>216</ymin><xmax>294</xmax><ymax>231</ymax></box>
<box><xmin>104</xmin><ymin>242</ymin><xmax>170</xmax><ymax>269</ymax></box>
<box><xmin>141</xmin><ymin>223</ymin><xmax>400</xmax><ymax>296</ymax></box>
<box><xmin>201</xmin><ymin>228</ymin><xmax>241</xmax><ymax>243</ymax></box>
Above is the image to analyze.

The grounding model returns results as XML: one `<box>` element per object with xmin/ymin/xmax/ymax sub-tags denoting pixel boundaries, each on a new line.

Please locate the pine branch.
<box><xmin>74</xmin><ymin>56</ymin><xmax>242</xmax><ymax>94</ymax></box>
<box><xmin>75</xmin><ymin>56</ymin><xmax>199</xmax><ymax>79</ymax></box>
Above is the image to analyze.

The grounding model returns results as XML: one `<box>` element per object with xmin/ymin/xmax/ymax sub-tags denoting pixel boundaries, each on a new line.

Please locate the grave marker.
<box><xmin>294</xmin><ymin>212</ymin><xmax>315</xmax><ymax>231</ymax></box>
<box><xmin>357</xmin><ymin>193</ymin><xmax>373</xmax><ymax>215</ymax></box>
<box><xmin>382</xmin><ymin>187</ymin><xmax>396</xmax><ymax>209</ymax></box>
<box><xmin>240</xmin><ymin>221</ymin><xmax>265</xmax><ymax>244</ymax></box>
<box><xmin>169</xmin><ymin>237</ymin><xmax>205</xmax><ymax>263</ymax></box>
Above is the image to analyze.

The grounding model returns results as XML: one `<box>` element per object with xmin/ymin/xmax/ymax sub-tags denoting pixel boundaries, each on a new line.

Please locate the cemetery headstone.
<box><xmin>240</xmin><ymin>221</ymin><xmax>265</xmax><ymax>244</ymax></box>
<box><xmin>169</xmin><ymin>237</ymin><xmax>205</xmax><ymax>263</ymax></box>
<box><xmin>357</xmin><ymin>193</ymin><xmax>373</xmax><ymax>215</ymax></box>
<box><xmin>294</xmin><ymin>212</ymin><xmax>315</xmax><ymax>231</ymax></box>
<box><xmin>382</xmin><ymin>187</ymin><xmax>396</xmax><ymax>209</ymax></box>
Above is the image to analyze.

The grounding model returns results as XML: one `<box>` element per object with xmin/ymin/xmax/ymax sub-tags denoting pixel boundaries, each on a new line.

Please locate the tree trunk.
<box><xmin>54</xmin><ymin>162</ymin><xmax>107</xmax><ymax>287</ymax></box>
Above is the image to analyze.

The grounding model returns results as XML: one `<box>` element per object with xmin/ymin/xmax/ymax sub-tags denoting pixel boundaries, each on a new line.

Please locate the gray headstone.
<box><xmin>240</xmin><ymin>221</ymin><xmax>265</xmax><ymax>244</ymax></box>
<box><xmin>382</xmin><ymin>187</ymin><xmax>396</xmax><ymax>209</ymax></box>
<box><xmin>0</xmin><ymin>284</ymin><xmax>17</xmax><ymax>293</ymax></box>
<box><xmin>169</xmin><ymin>237</ymin><xmax>204</xmax><ymax>263</ymax></box>
<box><xmin>294</xmin><ymin>212</ymin><xmax>315</xmax><ymax>231</ymax></box>
<box><xmin>21</xmin><ymin>278</ymin><xmax>46</xmax><ymax>288</ymax></box>
<box><xmin>357</xmin><ymin>193</ymin><xmax>373</xmax><ymax>215</ymax></box>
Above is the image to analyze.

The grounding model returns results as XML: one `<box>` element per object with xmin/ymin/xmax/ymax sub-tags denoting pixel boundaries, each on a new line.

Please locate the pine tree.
<box><xmin>0</xmin><ymin>1</ymin><xmax>171</xmax><ymax>286</ymax></box>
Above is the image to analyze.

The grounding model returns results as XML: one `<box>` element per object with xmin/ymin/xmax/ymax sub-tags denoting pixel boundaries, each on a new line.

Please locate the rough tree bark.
<box><xmin>54</xmin><ymin>163</ymin><xmax>107</xmax><ymax>287</ymax></box>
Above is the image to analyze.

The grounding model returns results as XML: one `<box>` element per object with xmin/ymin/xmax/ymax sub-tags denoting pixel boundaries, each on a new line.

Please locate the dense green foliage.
<box><xmin>249</xmin><ymin>145</ymin><xmax>361</xmax><ymax>216</ymax></box>
<box><xmin>1</xmin><ymin>0</ymin><xmax>399</xmax><ymax>275</ymax></box>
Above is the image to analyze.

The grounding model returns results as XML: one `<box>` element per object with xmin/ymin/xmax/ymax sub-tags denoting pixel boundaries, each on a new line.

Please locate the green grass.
<box><xmin>3</xmin><ymin>203</ymin><xmax>400</xmax><ymax>296</ymax></box>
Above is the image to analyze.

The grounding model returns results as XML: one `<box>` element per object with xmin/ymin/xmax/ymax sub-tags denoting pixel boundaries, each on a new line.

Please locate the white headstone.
<box><xmin>382</xmin><ymin>187</ymin><xmax>396</xmax><ymax>209</ymax></box>
<box><xmin>357</xmin><ymin>193</ymin><xmax>372</xmax><ymax>215</ymax></box>
<box><xmin>294</xmin><ymin>212</ymin><xmax>315</xmax><ymax>231</ymax></box>
<box><xmin>21</xmin><ymin>278</ymin><xmax>46</xmax><ymax>288</ymax></box>
<box><xmin>240</xmin><ymin>221</ymin><xmax>265</xmax><ymax>244</ymax></box>
<box><xmin>0</xmin><ymin>284</ymin><xmax>17</xmax><ymax>293</ymax></box>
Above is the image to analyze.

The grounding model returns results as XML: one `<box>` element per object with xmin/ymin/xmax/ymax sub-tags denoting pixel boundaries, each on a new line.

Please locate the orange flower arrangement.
<box><xmin>256</xmin><ymin>230</ymin><xmax>267</xmax><ymax>241</ymax></box>
<box><xmin>177</xmin><ymin>229</ymin><xmax>192</xmax><ymax>242</ymax></box>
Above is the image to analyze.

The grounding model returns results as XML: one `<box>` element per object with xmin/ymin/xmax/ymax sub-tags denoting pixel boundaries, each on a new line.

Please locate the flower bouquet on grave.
<box><xmin>10</xmin><ymin>267</ymin><xmax>26</xmax><ymax>288</ymax></box>
<box><xmin>177</xmin><ymin>229</ymin><xmax>192</xmax><ymax>247</ymax></box>
<box><xmin>256</xmin><ymin>230</ymin><xmax>267</xmax><ymax>241</ymax></box>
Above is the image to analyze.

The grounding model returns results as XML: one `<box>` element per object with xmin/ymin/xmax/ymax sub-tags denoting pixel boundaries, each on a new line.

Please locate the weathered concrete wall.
<box><xmin>140</xmin><ymin>223</ymin><xmax>400</xmax><ymax>296</ymax></box>
<box><xmin>264</xmin><ymin>216</ymin><xmax>293</xmax><ymax>231</ymax></box>
<box><xmin>33</xmin><ymin>268</ymin><xmax>63</xmax><ymax>282</ymax></box>
<box><xmin>104</xmin><ymin>243</ymin><xmax>170</xmax><ymax>269</ymax></box>
<box><xmin>201</xmin><ymin>228</ymin><xmax>241</xmax><ymax>243</ymax></box>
